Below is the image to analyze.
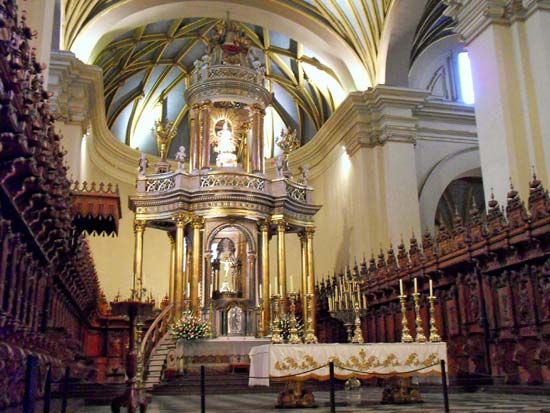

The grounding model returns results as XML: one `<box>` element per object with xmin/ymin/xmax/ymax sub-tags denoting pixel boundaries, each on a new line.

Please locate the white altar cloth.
<box><xmin>248</xmin><ymin>342</ymin><xmax>447</xmax><ymax>386</ymax></box>
<box><xmin>175</xmin><ymin>337</ymin><xmax>270</xmax><ymax>372</ymax></box>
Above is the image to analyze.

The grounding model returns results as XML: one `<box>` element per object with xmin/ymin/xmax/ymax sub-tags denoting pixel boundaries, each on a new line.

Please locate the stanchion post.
<box><xmin>201</xmin><ymin>365</ymin><xmax>206</xmax><ymax>413</ymax></box>
<box><xmin>441</xmin><ymin>359</ymin><xmax>449</xmax><ymax>413</ymax></box>
<box><xmin>43</xmin><ymin>365</ymin><xmax>52</xmax><ymax>413</ymax></box>
<box><xmin>329</xmin><ymin>361</ymin><xmax>336</xmax><ymax>413</ymax></box>
<box><xmin>61</xmin><ymin>366</ymin><xmax>70</xmax><ymax>413</ymax></box>
<box><xmin>23</xmin><ymin>355</ymin><xmax>38</xmax><ymax>413</ymax></box>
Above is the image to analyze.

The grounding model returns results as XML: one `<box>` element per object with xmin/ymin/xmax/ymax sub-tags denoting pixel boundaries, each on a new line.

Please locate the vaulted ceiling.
<box><xmin>63</xmin><ymin>0</ymin><xmax>394</xmax><ymax>157</ymax></box>
<box><xmin>93</xmin><ymin>18</ymin><xmax>345</xmax><ymax>156</ymax></box>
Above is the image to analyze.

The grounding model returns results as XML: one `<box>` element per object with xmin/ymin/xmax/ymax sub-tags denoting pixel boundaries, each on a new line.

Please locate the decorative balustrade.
<box><xmin>200</xmin><ymin>172</ymin><xmax>266</xmax><ymax>191</ymax></box>
<box><xmin>145</xmin><ymin>175</ymin><xmax>176</xmax><ymax>193</ymax></box>
<box><xmin>285</xmin><ymin>180</ymin><xmax>307</xmax><ymax>202</ymax></box>
<box><xmin>316</xmin><ymin>175</ymin><xmax>550</xmax><ymax>385</ymax></box>
<box><xmin>190</xmin><ymin>64</ymin><xmax>264</xmax><ymax>87</ymax></box>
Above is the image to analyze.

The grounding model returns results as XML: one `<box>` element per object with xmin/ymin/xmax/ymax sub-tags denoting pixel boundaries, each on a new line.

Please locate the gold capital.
<box><xmin>191</xmin><ymin>215</ymin><xmax>204</xmax><ymax>229</ymax></box>
<box><xmin>134</xmin><ymin>219</ymin><xmax>146</xmax><ymax>233</ymax></box>
<box><xmin>305</xmin><ymin>226</ymin><xmax>315</xmax><ymax>238</ymax></box>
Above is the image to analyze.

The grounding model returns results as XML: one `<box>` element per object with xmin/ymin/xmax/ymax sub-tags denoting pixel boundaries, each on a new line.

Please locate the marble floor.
<box><xmin>76</xmin><ymin>388</ymin><xmax>550</xmax><ymax>412</ymax></box>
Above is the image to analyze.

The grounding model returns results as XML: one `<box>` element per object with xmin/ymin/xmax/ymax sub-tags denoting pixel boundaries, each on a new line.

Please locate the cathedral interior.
<box><xmin>1</xmin><ymin>0</ymin><xmax>550</xmax><ymax>411</ymax></box>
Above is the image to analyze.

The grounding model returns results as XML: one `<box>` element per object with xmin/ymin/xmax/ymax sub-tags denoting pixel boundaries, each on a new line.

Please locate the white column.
<box><xmin>445</xmin><ymin>0</ymin><xmax>550</xmax><ymax>204</ymax></box>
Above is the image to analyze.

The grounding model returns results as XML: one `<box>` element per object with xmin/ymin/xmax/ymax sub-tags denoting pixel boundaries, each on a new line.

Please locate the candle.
<box><xmin>290</xmin><ymin>276</ymin><xmax>294</xmax><ymax>292</ymax></box>
<box><xmin>269</xmin><ymin>283</ymin><xmax>272</xmax><ymax>297</ymax></box>
<box><xmin>414</xmin><ymin>277</ymin><xmax>417</xmax><ymax>293</ymax></box>
<box><xmin>210</xmin><ymin>283</ymin><xmax>213</xmax><ymax>296</ymax></box>
<box><xmin>259</xmin><ymin>286</ymin><xmax>262</xmax><ymax>300</ymax></box>
<box><xmin>399</xmin><ymin>279</ymin><xmax>404</xmax><ymax>296</ymax></box>
<box><xmin>187</xmin><ymin>282</ymin><xmax>190</xmax><ymax>297</ymax></box>
<box><xmin>362</xmin><ymin>294</ymin><xmax>367</xmax><ymax>309</ymax></box>
<box><xmin>429</xmin><ymin>279</ymin><xmax>433</xmax><ymax>297</ymax></box>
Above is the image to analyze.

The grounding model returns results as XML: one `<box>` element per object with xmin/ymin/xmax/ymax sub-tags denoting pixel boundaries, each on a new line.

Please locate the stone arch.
<box><xmin>376</xmin><ymin>0</ymin><xmax>428</xmax><ymax>86</ymax></box>
<box><xmin>419</xmin><ymin>147</ymin><xmax>482</xmax><ymax>231</ymax></box>
<box><xmin>68</xmin><ymin>0</ymin><xmax>364</xmax><ymax>91</ymax></box>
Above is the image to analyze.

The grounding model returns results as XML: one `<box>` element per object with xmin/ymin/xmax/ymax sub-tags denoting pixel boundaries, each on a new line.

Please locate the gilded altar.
<box><xmin>128</xmin><ymin>17</ymin><xmax>321</xmax><ymax>339</ymax></box>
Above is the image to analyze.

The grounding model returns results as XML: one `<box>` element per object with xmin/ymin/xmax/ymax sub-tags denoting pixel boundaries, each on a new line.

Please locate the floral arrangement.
<box><xmin>170</xmin><ymin>311</ymin><xmax>210</xmax><ymax>341</ymax></box>
<box><xmin>277</xmin><ymin>314</ymin><xmax>304</xmax><ymax>341</ymax></box>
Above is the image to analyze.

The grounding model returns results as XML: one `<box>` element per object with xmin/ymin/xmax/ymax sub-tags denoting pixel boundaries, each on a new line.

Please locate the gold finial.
<box><xmin>153</xmin><ymin>119</ymin><xmax>177</xmax><ymax>161</ymax></box>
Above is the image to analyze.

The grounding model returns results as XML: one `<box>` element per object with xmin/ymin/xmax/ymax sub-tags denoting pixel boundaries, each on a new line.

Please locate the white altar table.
<box><xmin>248</xmin><ymin>342</ymin><xmax>447</xmax><ymax>387</ymax></box>
<box><xmin>174</xmin><ymin>337</ymin><xmax>270</xmax><ymax>372</ymax></box>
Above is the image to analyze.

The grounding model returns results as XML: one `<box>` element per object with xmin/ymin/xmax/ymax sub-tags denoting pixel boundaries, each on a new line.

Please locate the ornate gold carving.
<box><xmin>399</xmin><ymin>294</ymin><xmax>413</xmax><ymax>343</ymax></box>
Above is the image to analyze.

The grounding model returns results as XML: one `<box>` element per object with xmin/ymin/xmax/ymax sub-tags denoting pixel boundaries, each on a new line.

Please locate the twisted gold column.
<box><xmin>276</xmin><ymin>220</ymin><xmax>287</xmax><ymax>313</ymax></box>
<box><xmin>191</xmin><ymin>216</ymin><xmax>204</xmax><ymax>313</ymax></box>
<box><xmin>260</xmin><ymin>220</ymin><xmax>270</xmax><ymax>336</ymax></box>
<box><xmin>174</xmin><ymin>214</ymin><xmax>186</xmax><ymax>317</ymax></box>
<box><xmin>132</xmin><ymin>219</ymin><xmax>146</xmax><ymax>300</ymax></box>
<box><xmin>305</xmin><ymin>226</ymin><xmax>316</xmax><ymax>332</ymax></box>
<box><xmin>299</xmin><ymin>231</ymin><xmax>309</xmax><ymax>324</ymax></box>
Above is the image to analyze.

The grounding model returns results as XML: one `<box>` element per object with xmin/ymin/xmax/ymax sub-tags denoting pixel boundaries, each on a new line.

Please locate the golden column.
<box><xmin>276</xmin><ymin>220</ymin><xmax>287</xmax><ymax>312</ymax></box>
<box><xmin>250</xmin><ymin>105</ymin><xmax>264</xmax><ymax>173</ymax></box>
<box><xmin>200</xmin><ymin>101</ymin><xmax>212</xmax><ymax>170</ymax></box>
<box><xmin>190</xmin><ymin>103</ymin><xmax>201</xmax><ymax>172</ymax></box>
<box><xmin>259</xmin><ymin>220</ymin><xmax>270</xmax><ymax>336</ymax></box>
<box><xmin>299</xmin><ymin>231</ymin><xmax>309</xmax><ymax>324</ymax></box>
<box><xmin>174</xmin><ymin>214</ymin><xmax>186</xmax><ymax>316</ymax></box>
<box><xmin>191</xmin><ymin>216</ymin><xmax>204</xmax><ymax>313</ymax></box>
<box><xmin>305</xmin><ymin>226</ymin><xmax>316</xmax><ymax>330</ymax></box>
<box><xmin>132</xmin><ymin>219</ymin><xmax>146</xmax><ymax>300</ymax></box>
<box><xmin>168</xmin><ymin>233</ymin><xmax>176</xmax><ymax>303</ymax></box>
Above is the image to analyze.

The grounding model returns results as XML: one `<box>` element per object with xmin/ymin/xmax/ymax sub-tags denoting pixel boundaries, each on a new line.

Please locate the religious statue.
<box><xmin>275</xmin><ymin>153</ymin><xmax>285</xmax><ymax>177</ymax></box>
<box><xmin>175</xmin><ymin>146</ymin><xmax>186</xmax><ymax>170</ymax></box>
<box><xmin>138</xmin><ymin>153</ymin><xmax>148</xmax><ymax>177</ymax></box>
<box><xmin>298</xmin><ymin>165</ymin><xmax>310</xmax><ymax>185</ymax></box>
<box><xmin>228</xmin><ymin>305</ymin><xmax>243</xmax><ymax>335</ymax></box>
<box><xmin>212</xmin><ymin>120</ymin><xmax>238</xmax><ymax>167</ymax></box>
<box><xmin>217</xmin><ymin>238</ymin><xmax>239</xmax><ymax>293</ymax></box>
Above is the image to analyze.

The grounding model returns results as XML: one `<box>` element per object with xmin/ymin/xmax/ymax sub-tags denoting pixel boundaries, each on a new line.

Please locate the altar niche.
<box><xmin>205</xmin><ymin>223</ymin><xmax>259</xmax><ymax>337</ymax></box>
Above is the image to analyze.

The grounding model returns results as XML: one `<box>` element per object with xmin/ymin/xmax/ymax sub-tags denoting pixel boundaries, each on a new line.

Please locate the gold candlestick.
<box><xmin>288</xmin><ymin>293</ymin><xmax>302</xmax><ymax>344</ymax></box>
<box><xmin>413</xmin><ymin>292</ymin><xmax>427</xmax><ymax>343</ymax></box>
<box><xmin>428</xmin><ymin>295</ymin><xmax>441</xmax><ymax>342</ymax></box>
<box><xmin>271</xmin><ymin>295</ymin><xmax>283</xmax><ymax>344</ymax></box>
<box><xmin>304</xmin><ymin>293</ymin><xmax>318</xmax><ymax>344</ymax></box>
<box><xmin>399</xmin><ymin>294</ymin><xmax>413</xmax><ymax>343</ymax></box>
<box><xmin>351</xmin><ymin>303</ymin><xmax>364</xmax><ymax>344</ymax></box>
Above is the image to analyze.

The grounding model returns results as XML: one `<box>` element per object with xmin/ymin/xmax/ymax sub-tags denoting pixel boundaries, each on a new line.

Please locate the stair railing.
<box><xmin>139</xmin><ymin>303</ymin><xmax>173</xmax><ymax>384</ymax></box>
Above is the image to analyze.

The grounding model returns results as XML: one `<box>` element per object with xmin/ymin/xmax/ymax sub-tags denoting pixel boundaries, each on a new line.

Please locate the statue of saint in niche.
<box><xmin>227</xmin><ymin>305</ymin><xmax>243</xmax><ymax>335</ymax></box>
<box><xmin>217</xmin><ymin>238</ymin><xmax>240</xmax><ymax>293</ymax></box>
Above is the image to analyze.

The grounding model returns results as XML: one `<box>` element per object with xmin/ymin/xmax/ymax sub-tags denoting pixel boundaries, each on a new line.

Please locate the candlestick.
<box><xmin>399</xmin><ymin>279</ymin><xmax>404</xmax><ymax>296</ymax></box>
<box><xmin>288</xmin><ymin>293</ymin><xmax>302</xmax><ymax>344</ymax></box>
<box><xmin>351</xmin><ymin>303</ymin><xmax>365</xmax><ymax>344</ymax></box>
<box><xmin>429</xmin><ymin>279</ymin><xmax>433</xmax><ymax>297</ymax></box>
<box><xmin>428</xmin><ymin>295</ymin><xmax>441</xmax><ymax>342</ymax></box>
<box><xmin>399</xmin><ymin>294</ymin><xmax>413</xmax><ymax>343</ymax></box>
<box><xmin>413</xmin><ymin>292</ymin><xmax>427</xmax><ymax>343</ymax></box>
<box><xmin>414</xmin><ymin>277</ymin><xmax>418</xmax><ymax>293</ymax></box>
<box><xmin>271</xmin><ymin>295</ymin><xmax>283</xmax><ymax>344</ymax></box>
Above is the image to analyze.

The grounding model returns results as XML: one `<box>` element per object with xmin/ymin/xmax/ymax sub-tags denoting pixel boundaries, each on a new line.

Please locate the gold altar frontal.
<box><xmin>128</xmin><ymin>18</ymin><xmax>321</xmax><ymax>341</ymax></box>
<box><xmin>249</xmin><ymin>342</ymin><xmax>447</xmax><ymax>407</ymax></box>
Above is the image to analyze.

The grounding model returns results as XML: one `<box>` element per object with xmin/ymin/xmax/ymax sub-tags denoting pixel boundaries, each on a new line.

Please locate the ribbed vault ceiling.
<box><xmin>64</xmin><ymin>0</ymin><xmax>393</xmax><ymax>87</ymax></box>
<box><xmin>63</xmin><ymin>0</ymin><xmax>394</xmax><ymax>157</ymax></box>
<box><xmin>93</xmin><ymin>18</ymin><xmax>350</xmax><ymax>156</ymax></box>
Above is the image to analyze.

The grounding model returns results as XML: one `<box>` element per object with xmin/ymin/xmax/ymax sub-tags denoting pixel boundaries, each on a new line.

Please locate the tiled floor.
<box><xmin>76</xmin><ymin>388</ymin><xmax>550</xmax><ymax>412</ymax></box>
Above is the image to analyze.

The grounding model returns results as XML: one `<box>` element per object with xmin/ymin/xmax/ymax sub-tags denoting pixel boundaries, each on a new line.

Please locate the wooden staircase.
<box><xmin>143</xmin><ymin>332</ymin><xmax>176</xmax><ymax>389</ymax></box>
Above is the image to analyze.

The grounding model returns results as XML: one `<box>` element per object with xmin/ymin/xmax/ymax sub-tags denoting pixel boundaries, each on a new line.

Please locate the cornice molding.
<box><xmin>52</xmin><ymin>52</ymin><xmax>477</xmax><ymax>186</ymax></box>
<box><xmin>444</xmin><ymin>0</ymin><xmax>550</xmax><ymax>44</ymax></box>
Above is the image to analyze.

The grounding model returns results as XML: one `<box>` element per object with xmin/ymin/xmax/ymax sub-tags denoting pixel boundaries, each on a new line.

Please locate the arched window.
<box><xmin>457</xmin><ymin>51</ymin><xmax>475</xmax><ymax>104</ymax></box>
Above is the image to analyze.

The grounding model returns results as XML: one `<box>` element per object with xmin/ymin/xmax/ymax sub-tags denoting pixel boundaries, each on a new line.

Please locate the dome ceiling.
<box><xmin>93</xmin><ymin>17</ymin><xmax>348</xmax><ymax>157</ymax></box>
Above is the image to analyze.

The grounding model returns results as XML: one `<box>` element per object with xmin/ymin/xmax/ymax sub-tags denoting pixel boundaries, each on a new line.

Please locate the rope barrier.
<box><xmin>335</xmin><ymin>362</ymin><xmax>440</xmax><ymax>376</ymax></box>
